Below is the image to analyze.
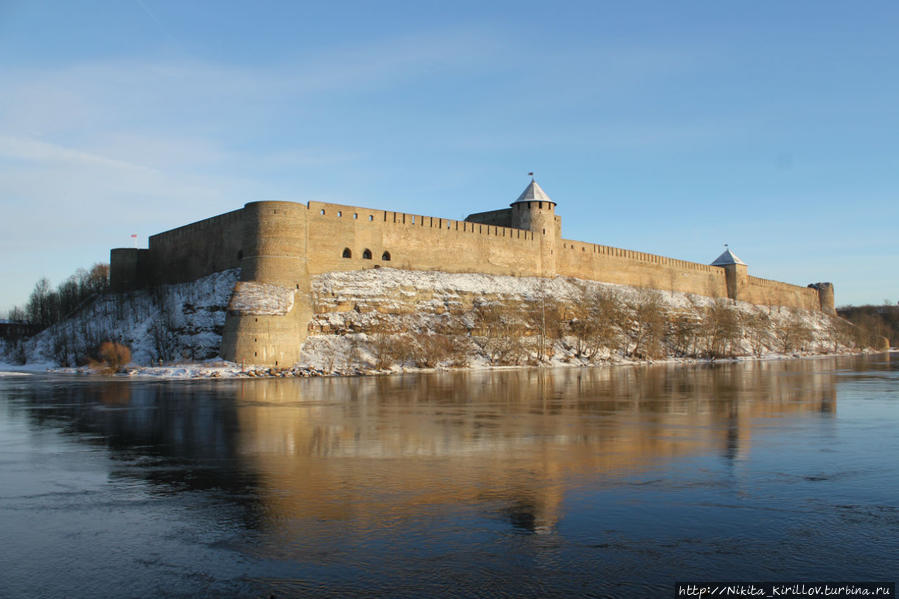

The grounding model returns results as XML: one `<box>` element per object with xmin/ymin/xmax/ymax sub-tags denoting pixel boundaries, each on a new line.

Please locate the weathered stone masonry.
<box><xmin>111</xmin><ymin>180</ymin><xmax>835</xmax><ymax>366</ymax></box>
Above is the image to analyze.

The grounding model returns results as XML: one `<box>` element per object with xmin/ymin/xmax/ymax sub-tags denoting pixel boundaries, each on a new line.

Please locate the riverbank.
<box><xmin>1</xmin><ymin>348</ymin><xmax>880</xmax><ymax>380</ymax></box>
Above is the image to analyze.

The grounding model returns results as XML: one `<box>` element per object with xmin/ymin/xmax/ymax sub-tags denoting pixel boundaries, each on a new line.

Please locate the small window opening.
<box><xmin>342</xmin><ymin>248</ymin><xmax>352</xmax><ymax>258</ymax></box>
<box><xmin>368</xmin><ymin>215</ymin><xmax>374</xmax><ymax>221</ymax></box>
<box><xmin>382</xmin><ymin>251</ymin><xmax>391</xmax><ymax>261</ymax></box>
<box><xmin>337</xmin><ymin>211</ymin><xmax>342</xmax><ymax>217</ymax></box>
<box><xmin>362</xmin><ymin>249</ymin><xmax>372</xmax><ymax>260</ymax></box>
<box><xmin>237</xmin><ymin>250</ymin><xmax>243</xmax><ymax>260</ymax></box>
<box><xmin>353</xmin><ymin>213</ymin><xmax>358</xmax><ymax>219</ymax></box>
<box><xmin>320</xmin><ymin>209</ymin><xmax>325</xmax><ymax>215</ymax></box>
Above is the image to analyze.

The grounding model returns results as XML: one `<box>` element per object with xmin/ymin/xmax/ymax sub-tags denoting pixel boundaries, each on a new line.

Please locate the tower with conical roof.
<box><xmin>510</xmin><ymin>177</ymin><xmax>561</xmax><ymax>276</ymax></box>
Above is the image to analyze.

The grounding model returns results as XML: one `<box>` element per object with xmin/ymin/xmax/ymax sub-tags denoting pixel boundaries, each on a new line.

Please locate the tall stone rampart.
<box><xmin>743</xmin><ymin>275</ymin><xmax>820</xmax><ymax>312</ymax></box>
<box><xmin>145</xmin><ymin>208</ymin><xmax>245</xmax><ymax>285</ymax></box>
<box><xmin>304</xmin><ymin>201</ymin><xmax>542</xmax><ymax>277</ymax></box>
<box><xmin>556</xmin><ymin>238</ymin><xmax>730</xmax><ymax>299</ymax></box>
<box><xmin>110</xmin><ymin>181</ymin><xmax>835</xmax><ymax>366</ymax></box>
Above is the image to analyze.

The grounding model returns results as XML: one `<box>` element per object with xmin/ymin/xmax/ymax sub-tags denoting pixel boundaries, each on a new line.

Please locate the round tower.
<box><xmin>510</xmin><ymin>178</ymin><xmax>560</xmax><ymax>276</ymax></box>
<box><xmin>808</xmin><ymin>282</ymin><xmax>835</xmax><ymax>314</ymax></box>
<box><xmin>221</xmin><ymin>201</ymin><xmax>312</xmax><ymax>367</ymax></box>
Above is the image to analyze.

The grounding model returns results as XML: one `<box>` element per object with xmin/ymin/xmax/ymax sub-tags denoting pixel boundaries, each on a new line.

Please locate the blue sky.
<box><xmin>1</xmin><ymin>0</ymin><xmax>897</xmax><ymax>311</ymax></box>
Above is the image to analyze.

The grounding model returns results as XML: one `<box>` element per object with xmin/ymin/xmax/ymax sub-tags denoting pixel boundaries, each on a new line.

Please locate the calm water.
<box><xmin>1</xmin><ymin>355</ymin><xmax>897</xmax><ymax>598</ymax></box>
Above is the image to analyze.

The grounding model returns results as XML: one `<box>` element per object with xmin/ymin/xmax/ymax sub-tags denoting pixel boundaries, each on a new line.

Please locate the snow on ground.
<box><xmin>228</xmin><ymin>281</ymin><xmax>295</xmax><ymax>315</ymax></box>
<box><xmin>6</xmin><ymin>269</ymin><xmax>238</xmax><ymax>368</ymax></box>
<box><xmin>303</xmin><ymin>268</ymin><xmax>847</xmax><ymax>372</ymax></box>
<box><xmin>0</xmin><ymin>266</ymin><xmax>854</xmax><ymax>377</ymax></box>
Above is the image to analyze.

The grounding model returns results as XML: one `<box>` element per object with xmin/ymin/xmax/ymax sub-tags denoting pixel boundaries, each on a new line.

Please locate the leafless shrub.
<box><xmin>778</xmin><ymin>311</ymin><xmax>814</xmax><ymax>353</ymax></box>
<box><xmin>369</xmin><ymin>330</ymin><xmax>415</xmax><ymax>370</ymax></box>
<box><xmin>670</xmin><ymin>312</ymin><xmax>702</xmax><ymax>357</ymax></box>
<box><xmin>446</xmin><ymin>336</ymin><xmax>473</xmax><ymax>368</ymax></box>
<box><xmin>412</xmin><ymin>334</ymin><xmax>455</xmax><ymax>368</ymax></box>
<box><xmin>8</xmin><ymin>340</ymin><xmax>26</xmax><ymax>365</ymax></box>
<box><xmin>826</xmin><ymin>317</ymin><xmax>856</xmax><ymax>351</ymax></box>
<box><xmin>523</xmin><ymin>292</ymin><xmax>563</xmax><ymax>363</ymax></box>
<box><xmin>150</xmin><ymin>316</ymin><xmax>179</xmax><ymax>362</ymax></box>
<box><xmin>471</xmin><ymin>301</ymin><xmax>528</xmax><ymax>365</ymax></box>
<box><xmin>565</xmin><ymin>286</ymin><xmax>624</xmax><ymax>360</ymax></box>
<box><xmin>89</xmin><ymin>341</ymin><xmax>132</xmax><ymax>373</ymax></box>
<box><xmin>744</xmin><ymin>311</ymin><xmax>773</xmax><ymax>357</ymax></box>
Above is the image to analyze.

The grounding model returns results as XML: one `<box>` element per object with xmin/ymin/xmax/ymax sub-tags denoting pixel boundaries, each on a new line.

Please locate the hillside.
<box><xmin>1</xmin><ymin>267</ymin><xmax>860</xmax><ymax>375</ymax></box>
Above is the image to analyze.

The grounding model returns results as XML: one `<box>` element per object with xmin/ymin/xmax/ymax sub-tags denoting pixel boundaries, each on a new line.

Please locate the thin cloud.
<box><xmin>0</xmin><ymin>135</ymin><xmax>158</xmax><ymax>173</ymax></box>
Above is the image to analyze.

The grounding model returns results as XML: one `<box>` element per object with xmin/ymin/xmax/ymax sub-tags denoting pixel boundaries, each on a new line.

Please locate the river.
<box><xmin>1</xmin><ymin>355</ymin><xmax>897</xmax><ymax>597</ymax></box>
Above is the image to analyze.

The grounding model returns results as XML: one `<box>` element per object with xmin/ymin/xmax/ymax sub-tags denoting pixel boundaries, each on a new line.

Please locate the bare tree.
<box><xmin>744</xmin><ymin>311</ymin><xmax>772</xmax><ymax>358</ymax></box>
<box><xmin>701</xmin><ymin>300</ymin><xmax>743</xmax><ymax>358</ymax></box>
<box><xmin>475</xmin><ymin>302</ymin><xmax>527</xmax><ymax>365</ymax></box>
<box><xmin>627</xmin><ymin>290</ymin><xmax>667</xmax><ymax>359</ymax></box>
<box><xmin>778</xmin><ymin>311</ymin><xmax>814</xmax><ymax>353</ymax></box>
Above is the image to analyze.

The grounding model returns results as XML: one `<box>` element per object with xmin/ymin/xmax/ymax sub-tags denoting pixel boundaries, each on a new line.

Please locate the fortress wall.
<box><xmin>743</xmin><ymin>275</ymin><xmax>820</xmax><ymax>311</ymax></box>
<box><xmin>556</xmin><ymin>239</ymin><xmax>729</xmax><ymax>299</ymax></box>
<box><xmin>305</xmin><ymin>201</ymin><xmax>542</xmax><ymax>277</ymax></box>
<box><xmin>147</xmin><ymin>208</ymin><xmax>246</xmax><ymax>285</ymax></box>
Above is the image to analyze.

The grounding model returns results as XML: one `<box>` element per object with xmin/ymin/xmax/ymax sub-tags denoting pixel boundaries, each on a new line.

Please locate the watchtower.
<box><xmin>711</xmin><ymin>247</ymin><xmax>748</xmax><ymax>302</ymax></box>
<box><xmin>510</xmin><ymin>178</ymin><xmax>561</xmax><ymax>276</ymax></box>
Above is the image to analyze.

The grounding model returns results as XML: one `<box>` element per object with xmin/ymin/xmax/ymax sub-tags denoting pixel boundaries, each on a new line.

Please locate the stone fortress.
<box><xmin>110</xmin><ymin>179</ymin><xmax>835</xmax><ymax>367</ymax></box>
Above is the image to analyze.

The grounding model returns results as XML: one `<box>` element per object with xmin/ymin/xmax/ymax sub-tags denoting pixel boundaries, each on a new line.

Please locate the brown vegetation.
<box><xmin>838</xmin><ymin>304</ymin><xmax>897</xmax><ymax>349</ymax></box>
<box><xmin>89</xmin><ymin>341</ymin><xmax>132</xmax><ymax>373</ymax></box>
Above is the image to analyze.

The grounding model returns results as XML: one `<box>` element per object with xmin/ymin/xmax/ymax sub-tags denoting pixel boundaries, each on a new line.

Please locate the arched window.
<box><xmin>362</xmin><ymin>249</ymin><xmax>372</xmax><ymax>259</ymax></box>
<box><xmin>342</xmin><ymin>248</ymin><xmax>352</xmax><ymax>258</ymax></box>
<box><xmin>381</xmin><ymin>251</ymin><xmax>391</xmax><ymax>261</ymax></box>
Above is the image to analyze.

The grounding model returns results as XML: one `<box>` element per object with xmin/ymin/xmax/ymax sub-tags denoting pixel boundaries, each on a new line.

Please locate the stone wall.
<box><xmin>145</xmin><ymin>208</ymin><xmax>245</xmax><ymax>285</ymax></box>
<box><xmin>304</xmin><ymin>202</ymin><xmax>541</xmax><ymax>277</ymax></box>
<box><xmin>556</xmin><ymin>238</ymin><xmax>730</xmax><ymax>299</ymax></box>
<box><xmin>110</xmin><ymin>197</ymin><xmax>834</xmax><ymax>366</ymax></box>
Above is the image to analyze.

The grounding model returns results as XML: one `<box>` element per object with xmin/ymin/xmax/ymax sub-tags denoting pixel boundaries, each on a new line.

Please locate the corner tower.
<box><xmin>510</xmin><ymin>178</ymin><xmax>560</xmax><ymax>276</ymax></box>
<box><xmin>221</xmin><ymin>201</ymin><xmax>313</xmax><ymax>367</ymax></box>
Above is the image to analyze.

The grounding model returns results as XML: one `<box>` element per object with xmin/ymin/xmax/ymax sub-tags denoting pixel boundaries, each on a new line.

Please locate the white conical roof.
<box><xmin>711</xmin><ymin>248</ymin><xmax>746</xmax><ymax>266</ymax></box>
<box><xmin>512</xmin><ymin>179</ymin><xmax>555</xmax><ymax>205</ymax></box>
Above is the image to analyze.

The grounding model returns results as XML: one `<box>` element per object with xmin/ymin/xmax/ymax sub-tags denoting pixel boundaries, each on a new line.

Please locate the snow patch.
<box><xmin>228</xmin><ymin>281</ymin><xmax>295</xmax><ymax>315</ymax></box>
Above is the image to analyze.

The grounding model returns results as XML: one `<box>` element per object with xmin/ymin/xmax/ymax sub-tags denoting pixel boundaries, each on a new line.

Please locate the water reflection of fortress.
<box><xmin>232</xmin><ymin>363</ymin><xmax>837</xmax><ymax>533</ymax></box>
<box><xmin>31</xmin><ymin>362</ymin><xmax>838</xmax><ymax>534</ymax></box>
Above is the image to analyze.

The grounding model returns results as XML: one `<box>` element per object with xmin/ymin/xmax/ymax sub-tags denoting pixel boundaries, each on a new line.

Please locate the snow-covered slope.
<box><xmin>301</xmin><ymin>268</ymin><xmax>847</xmax><ymax>371</ymax></box>
<box><xmin>2</xmin><ymin>267</ymin><xmax>851</xmax><ymax>374</ymax></box>
<box><xmin>8</xmin><ymin>269</ymin><xmax>238</xmax><ymax>366</ymax></box>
